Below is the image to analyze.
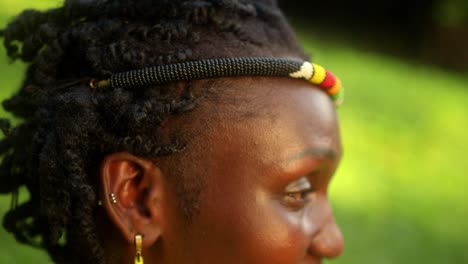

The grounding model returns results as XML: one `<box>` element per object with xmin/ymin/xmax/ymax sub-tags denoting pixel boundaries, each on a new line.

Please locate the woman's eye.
<box><xmin>282</xmin><ymin>188</ymin><xmax>315</xmax><ymax>208</ymax></box>
<box><xmin>281</xmin><ymin>177</ymin><xmax>315</xmax><ymax>209</ymax></box>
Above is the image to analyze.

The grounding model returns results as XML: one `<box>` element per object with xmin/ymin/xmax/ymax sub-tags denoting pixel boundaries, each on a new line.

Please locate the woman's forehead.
<box><xmin>190</xmin><ymin>76</ymin><xmax>341</xmax><ymax>168</ymax></box>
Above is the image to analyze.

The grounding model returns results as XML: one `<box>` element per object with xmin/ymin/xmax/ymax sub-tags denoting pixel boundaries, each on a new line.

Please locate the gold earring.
<box><xmin>109</xmin><ymin>193</ymin><xmax>117</xmax><ymax>204</ymax></box>
<box><xmin>134</xmin><ymin>234</ymin><xmax>143</xmax><ymax>264</ymax></box>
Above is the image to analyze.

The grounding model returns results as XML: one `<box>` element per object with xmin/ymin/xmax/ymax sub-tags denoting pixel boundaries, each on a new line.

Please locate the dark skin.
<box><xmin>99</xmin><ymin>76</ymin><xmax>343</xmax><ymax>264</ymax></box>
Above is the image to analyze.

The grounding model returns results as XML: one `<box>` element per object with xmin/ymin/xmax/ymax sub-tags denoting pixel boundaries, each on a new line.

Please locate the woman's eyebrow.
<box><xmin>287</xmin><ymin>147</ymin><xmax>337</xmax><ymax>164</ymax></box>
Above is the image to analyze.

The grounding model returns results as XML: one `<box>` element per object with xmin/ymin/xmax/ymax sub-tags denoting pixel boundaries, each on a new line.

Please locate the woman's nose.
<box><xmin>308</xmin><ymin>218</ymin><xmax>344</xmax><ymax>259</ymax></box>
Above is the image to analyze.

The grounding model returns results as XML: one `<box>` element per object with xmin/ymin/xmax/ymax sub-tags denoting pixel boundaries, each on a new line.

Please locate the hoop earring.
<box><xmin>134</xmin><ymin>234</ymin><xmax>143</xmax><ymax>264</ymax></box>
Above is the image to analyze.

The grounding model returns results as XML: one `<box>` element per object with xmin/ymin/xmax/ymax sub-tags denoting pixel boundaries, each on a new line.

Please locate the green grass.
<box><xmin>1</xmin><ymin>1</ymin><xmax>468</xmax><ymax>263</ymax></box>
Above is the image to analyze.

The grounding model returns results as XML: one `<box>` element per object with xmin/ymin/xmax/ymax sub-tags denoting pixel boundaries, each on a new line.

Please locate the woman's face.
<box><xmin>157</xmin><ymin>77</ymin><xmax>343</xmax><ymax>264</ymax></box>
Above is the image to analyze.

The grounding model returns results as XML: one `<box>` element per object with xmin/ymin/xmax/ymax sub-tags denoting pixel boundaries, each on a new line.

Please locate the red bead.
<box><xmin>320</xmin><ymin>70</ymin><xmax>336</xmax><ymax>89</ymax></box>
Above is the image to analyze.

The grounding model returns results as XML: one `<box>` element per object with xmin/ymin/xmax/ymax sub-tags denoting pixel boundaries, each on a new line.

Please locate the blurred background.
<box><xmin>0</xmin><ymin>0</ymin><xmax>467</xmax><ymax>263</ymax></box>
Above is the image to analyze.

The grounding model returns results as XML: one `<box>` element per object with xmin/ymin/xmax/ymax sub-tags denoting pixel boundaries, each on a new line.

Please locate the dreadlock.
<box><xmin>0</xmin><ymin>0</ymin><xmax>307</xmax><ymax>263</ymax></box>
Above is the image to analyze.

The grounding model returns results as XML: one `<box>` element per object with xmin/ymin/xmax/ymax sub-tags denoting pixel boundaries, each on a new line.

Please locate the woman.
<box><xmin>0</xmin><ymin>0</ymin><xmax>344</xmax><ymax>263</ymax></box>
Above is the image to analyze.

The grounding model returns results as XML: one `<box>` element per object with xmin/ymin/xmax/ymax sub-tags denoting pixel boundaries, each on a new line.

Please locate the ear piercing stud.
<box><xmin>109</xmin><ymin>193</ymin><xmax>117</xmax><ymax>204</ymax></box>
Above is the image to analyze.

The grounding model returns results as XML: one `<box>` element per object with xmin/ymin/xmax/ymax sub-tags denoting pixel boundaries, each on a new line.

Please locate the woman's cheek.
<box><xmin>239</xmin><ymin>192</ymin><xmax>311</xmax><ymax>264</ymax></box>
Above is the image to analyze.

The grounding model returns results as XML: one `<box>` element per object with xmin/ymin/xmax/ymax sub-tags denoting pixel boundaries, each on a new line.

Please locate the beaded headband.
<box><xmin>90</xmin><ymin>57</ymin><xmax>344</xmax><ymax>106</ymax></box>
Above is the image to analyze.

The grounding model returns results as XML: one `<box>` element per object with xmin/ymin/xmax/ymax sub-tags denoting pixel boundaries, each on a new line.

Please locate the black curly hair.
<box><xmin>0</xmin><ymin>0</ymin><xmax>307</xmax><ymax>263</ymax></box>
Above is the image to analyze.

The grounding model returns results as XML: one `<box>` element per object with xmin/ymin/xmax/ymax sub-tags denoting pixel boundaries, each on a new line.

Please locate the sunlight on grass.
<box><xmin>0</xmin><ymin>0</ymin><xmax>60</xmax><ymax>16</ymax></box>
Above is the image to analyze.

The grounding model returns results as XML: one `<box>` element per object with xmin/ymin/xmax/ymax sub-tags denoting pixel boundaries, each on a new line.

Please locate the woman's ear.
<box><xmin>100</xmin><ymin>152</ymin><xmax>164</xmax><ymax>246</ymax></box>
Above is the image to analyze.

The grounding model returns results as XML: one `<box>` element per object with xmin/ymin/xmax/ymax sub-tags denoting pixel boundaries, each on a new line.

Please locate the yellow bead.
<box><xmin>309</xmin><ymin>64</ymin><xmax>326</xmax><ymax>85</ymax></box>
<box><xmin>327</xmin><ymin>78</ymin><xmax>342</xmax><ymax>96</ymax></box>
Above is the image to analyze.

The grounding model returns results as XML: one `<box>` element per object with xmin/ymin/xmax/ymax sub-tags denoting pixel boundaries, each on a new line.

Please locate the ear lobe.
<box><xmin>100</xmin><ymin>152</ymin><xmax>163</xmax><ymax>246</ymax></box>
